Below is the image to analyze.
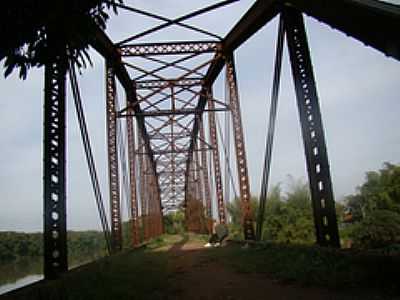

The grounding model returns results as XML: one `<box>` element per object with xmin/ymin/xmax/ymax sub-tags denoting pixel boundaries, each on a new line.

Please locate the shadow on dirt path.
<box><xmin>163</xmin><ymin>235</ymin><xmax>396</xmax><ymax>300</ymax></box>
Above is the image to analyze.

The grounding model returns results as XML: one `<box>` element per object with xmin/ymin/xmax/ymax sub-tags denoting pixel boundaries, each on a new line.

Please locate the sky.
<box><xmin>0</xmin><ymin>0</ymin><xmax>399</xmax><ymax>232</ymax></box>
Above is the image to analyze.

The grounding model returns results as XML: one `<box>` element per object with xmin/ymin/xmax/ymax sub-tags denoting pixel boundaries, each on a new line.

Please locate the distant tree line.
<box><xmin>0</xmin><ymin>230</ymin><xmax>106</xmax><ymax>265</ymax></box>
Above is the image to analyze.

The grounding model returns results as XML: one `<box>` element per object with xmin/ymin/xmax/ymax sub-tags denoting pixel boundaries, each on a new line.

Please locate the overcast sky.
<box><xmin>0</xmin><ymin>0</ymin><xmax>399</xmax><ymax>232</ymax></box>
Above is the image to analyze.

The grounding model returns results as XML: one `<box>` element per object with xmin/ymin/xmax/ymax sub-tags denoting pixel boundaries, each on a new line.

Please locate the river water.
<box><xmin>0</xmin><ymin>257</ymin><xmax>43</xmax><ymax>295</ymax></box>
<box><xmin>0</xmin><ymin>274</ymin><xmax>43</xmax><ymax>295</ymax></box>
<box><xmin>0</xmin><ymin>256</ymin><xmax>102</xmax><ymax>295</ymax></box>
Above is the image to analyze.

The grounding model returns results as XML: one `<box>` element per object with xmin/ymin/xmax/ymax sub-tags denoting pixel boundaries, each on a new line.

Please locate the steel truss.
<box><xmin>34</xmin><ymin>1</ymin><xmax>399</xmax><ymax>270</ymax></box>
<box><xmin>117</xmin><ymin>39</ymin><xmax>230</xmax><ymax>227</ymax></box>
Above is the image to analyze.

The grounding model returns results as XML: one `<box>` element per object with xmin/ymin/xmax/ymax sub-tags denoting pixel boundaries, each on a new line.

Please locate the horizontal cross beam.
<box><xmin>119</xmin><ymin>41</ymin><xmax>221</xmax><ymax>56</ymax></box>
<box><xmin>135</xmin><ymin>78</ymin><xmax>204</xmax><ymax>90</ymax></box>
<box><xmin>119</xmin><ymin>108</ymin><xmax>228</xmax><ymax>117</ymax></box>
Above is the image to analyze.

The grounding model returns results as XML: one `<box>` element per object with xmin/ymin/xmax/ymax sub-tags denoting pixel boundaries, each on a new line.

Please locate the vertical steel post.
<box><xmin>105</xmin><ymin>63</ymin><xmax>122</xmax><ymax>252</ymax></box>
<box><xmin>225</xmin><ymin>55</ymin><xmax>255</xmax><ymax>240</ymax></box>
<box><xmin>43</xmin><ymin>55</ymin><xmax>68</xmax><ymax>279</ymax></box>
<box><xmin>195</xmin><ymin>139</ymin><xmax>204</xmax><ymax>203</ymax></box>
<box><xmin>137</xmin><ymin>130</ymin><xmax>146</xmax><ymax>242</ymax></box>
<box><xmin>195</xmin><ymin>140</ymin><xmax>205</xmax><ymax>232</ymax></box>
<box><xmin>284</xmin><ymin>8</ymin><xmax>340</xmax><ymax>247</ymax></box>
<box><xmin>200</xmin><ymin>118</ymin><xmax>212</xmax><ymax>220</ymax></box>
<box><xmin>127</xmin><ymin>107</ymin><xmax>140</xmax><ymax>247</ymax></box>
<box><xmin>207</xmin><ymin>89</ymin><xmax>226</xmax><ymax>224</ymax></box>
<box><xmin>142</xmin><ymin>157</ymin><xmax>149</xmax><ymax>241</ymax></box>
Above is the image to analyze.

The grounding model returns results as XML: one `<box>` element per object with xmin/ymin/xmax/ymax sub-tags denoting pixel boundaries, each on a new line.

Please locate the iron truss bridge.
<box><xmin>14</xmin><ymin>0</ymin><xmax>400</xmax><ymax>279</ymax></box>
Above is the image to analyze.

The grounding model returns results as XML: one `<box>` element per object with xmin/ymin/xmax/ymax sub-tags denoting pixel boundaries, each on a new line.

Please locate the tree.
<box><xmin>344</xmin><ymin>162</ymin><xmax>400</xmax><ymax>248</ymax></box>
<box><xmin>262</xmin><ymin>179</ymin><xmax>315</xmax><ymax>245</ymax></box>
<box><xmin>227</xmin><ymin>178</ymin><xmax>316</xmax><ymax>245</ymax></box>
<box><xmin>163</xmin><ymin>211</ymin><xmax>185</xmax><ymax>234</ymax></box>
<box><xmin>1</xmin><ymin>0</ymin><xmax>122</xmax><ymax>79</ymax></box>
<box><xmin>349</xmin><ymin>210</ymin><xmax>400</xmax><ymax>249</ymax></box>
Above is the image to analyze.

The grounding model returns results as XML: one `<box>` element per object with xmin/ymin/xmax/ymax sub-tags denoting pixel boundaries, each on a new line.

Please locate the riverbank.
<box><xmin>2</xmin><ymin>234</ymin><xmax>398</xmax><ymax>300</ymax></box>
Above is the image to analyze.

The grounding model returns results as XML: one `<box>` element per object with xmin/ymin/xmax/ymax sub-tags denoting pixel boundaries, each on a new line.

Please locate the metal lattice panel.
<box><xmin>200</xmin><ymin>119</ymin><xmax>212</xmax><ymax>219</ymax></box>
<box><xmin>106</xmin><ymin>64</ymin><xmax>123</xmax><ymax>251</ymax></box>
<box><xmin>120</xmin><ymin>41</ymin><xmax>221</xmax><ymax>56</ymax></box>
<box><xmin>207</xmin><ymin>90</ymin><xmax>226</xmax><ymax>224</ymax></box>
<box><xmin>225</xmin><ymin>56</ymin><xmax>255</xmax><ymax>240</ymax></box>
<box><xmin>135</xmin><ymin>78</ymin><xmax>204</xmax><ymax>90</ymax></box>
<box><xmin>127</xmin><ymin>108</ymin><xmax>140</xmax><ymax>247</ymax></box>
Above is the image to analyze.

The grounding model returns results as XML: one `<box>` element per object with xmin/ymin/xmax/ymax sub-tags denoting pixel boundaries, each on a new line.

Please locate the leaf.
<box><xmin>4</xmin><ymin>57</ymin><xmax>16</xmax><ymax>78</ymax></box>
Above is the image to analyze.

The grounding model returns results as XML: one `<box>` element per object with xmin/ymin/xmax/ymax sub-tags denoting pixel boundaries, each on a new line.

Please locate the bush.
<box><xmin>349</xmin><ymin>209</ymin><xmax>400</xmax><ymax>249</ymax></box>
<box><xmin>163</xmin><ymin>211</ymin><xmax>185</xmax><ymax>234</ymax></box>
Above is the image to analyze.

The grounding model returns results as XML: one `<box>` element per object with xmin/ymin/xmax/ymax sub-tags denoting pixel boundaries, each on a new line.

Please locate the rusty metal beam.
<box><xmin>205</xmin><ymin>0</ymin><xmax>280</xmax><ymax>87</ymax></box>
<box><xmin>136</xmin><ymin>78</ymin><xmax>203</xmax><ymax>90</ymax></box>
<box><xmin>120</xmin><ymin>41</ymin><xmax>221</xmax><ymax>56</ymax></box>
<box><xmin>89</xmin><ymin>24</ymin><xmax>157</xmax><ymax>177</ymax></box>
<box><xmin>204</xmin><ymin>0</ymin><xmax>400</xmax><ymax>87</ymax></box>
<box><xmin>121</xmin><ymin>108</ymin><xmax>228</xmax><ymax>118</ymax></box>
<box><xmin>127</xmin><ymin>108</ymin><xmax>140</xmax><ymax>247</ymax></box>
<box><xmin>207</xmin><ymin>90</ymin><xmax>226</xmax><ymax>224</ymax></box>
<box><xmin>225</xmin><ymin>55</ymin><xmax>255</xmax><ymax>240</ymax></box>
<box><xmin>105</xmin><ymin>64</ymin><xmax>122</xmax><ymax>252</ymax></box>
<box><xmin>200</xmin><ymin>118</ymin><xmax>212</xmax><ymax>219</ymax></box>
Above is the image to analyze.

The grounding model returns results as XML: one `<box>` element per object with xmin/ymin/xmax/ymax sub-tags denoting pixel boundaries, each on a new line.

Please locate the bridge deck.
<box><xmin>2</xmin><ymin>234</ymin><xmax>397</xmax><ymax>300</ymax></box>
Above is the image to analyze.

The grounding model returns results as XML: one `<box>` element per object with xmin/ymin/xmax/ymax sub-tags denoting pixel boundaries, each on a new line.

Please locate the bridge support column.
<box><xmin>127</xmin><ymin>107</ymin><xmax>140</xmax><ymax>247</ymax></box>
<box><xmin>195</xmin><ymin>139</ymin><xmax>206</xmax><ymax>233</ymax></box>
<box><xmin>207</xmin><ymin>89</ymin><xmax>226</xmax><ymax>224</ymax></box>
<box><xmin>284</xmin><ymin>8</ymin><xmax>340</xmax><ymax>247</ymax></box>
<box><xmin>106</xmin><ymin>63</ymin><xmax>122</xmax><ymax>252</ymax></box>
<box><xmin>43</xmin><ymin>55</ymin><xmax>68</xmax><ymax>279</ymax></box>
<box><xmin>199</xmin><ymin>118</ymin><xmax>212</xmax><ymax>225</ymax></box>
<box><xmin>225</xmin><ymin>55</ymin><xmax>255</xmax><ymax>241</ymax></box>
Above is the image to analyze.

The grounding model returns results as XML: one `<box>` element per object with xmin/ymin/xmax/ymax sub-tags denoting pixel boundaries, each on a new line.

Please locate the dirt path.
<box><xmin>162</xmin><ymin>236</ymin><xmax>392</xmax><ymax>300</ymax></box>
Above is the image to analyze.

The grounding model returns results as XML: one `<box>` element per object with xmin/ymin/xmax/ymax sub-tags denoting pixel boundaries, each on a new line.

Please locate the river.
<box><xmin>0</xmin><ymin>256</ymin><xmax>101</xmax><ymax>295</ymax></box>
<box><xmin>0</xmin><ymin>257</ymin><xmax>43</xmax><ymax>295</ymax></box>
<box><xmin>0</xmin><ymin>274</ymin><xmax>43</xmax><ymax>295</ymax></box>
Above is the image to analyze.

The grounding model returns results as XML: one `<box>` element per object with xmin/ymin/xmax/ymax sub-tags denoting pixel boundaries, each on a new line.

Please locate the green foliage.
<box><xmin>0</xmin><ymin>0</ymin><xmax>122</xmax><ymax>79</ymax></box>
<box><xmin>68</xmin><ymin>231</ymin><xmax>106</xmax><ymax>263</ymax></box>
<box><xmin>163</xmin><ymin>210</ymin><xmax>185</xmax><ymax>234</ymax></box>
<box><xmin>0</xmin><ymin>232</ymin><xmax>42</xmax><ymax>262</ymax></box>
<box><xmin>227</xmin><ymin>178</ymin><xmax>315</xmax><ymax>245</ymax></box>
<box><xmin>348</xmin><ymin>210</ymin><xmax>400</xmax><ymax>249</ymax></box>
<box><xmin>8</xmin><ymin>243</ymin><xmax>170</xmax><ymax>300</ymax></box>
<box><xmin>263</xmin><ymin>179</ymin><xmax>315</xmax><ymax>245</ymax></box>
<box><xmin>0</xmin><ymin>230</ymin><xmax>106</xmax><ymax>265</ymax></box>
<box><xmin>344</xmin><ymin>162</ymin><xmax>400</xmax><ymax>249</ymax></box>
<box><xmin>212</xmin><ymin>242</ymin><xmax>400</xmax><ymax>293</ymax></box>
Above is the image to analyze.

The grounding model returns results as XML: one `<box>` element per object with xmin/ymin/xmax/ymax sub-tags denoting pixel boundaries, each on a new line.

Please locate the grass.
<box><xmin>209</xmin><ymin>241</ymin><xmax>400</xmax><ymax>293</ymax></box>
<box><xmin>3</xmin><ymin>236</ymin><xmax>175</xmax><ymax>300</ymax></box>
<box><xmin>3</xmin><ymin>234</ymin><xmax>399</xmax><ymax>299</ymax></box>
